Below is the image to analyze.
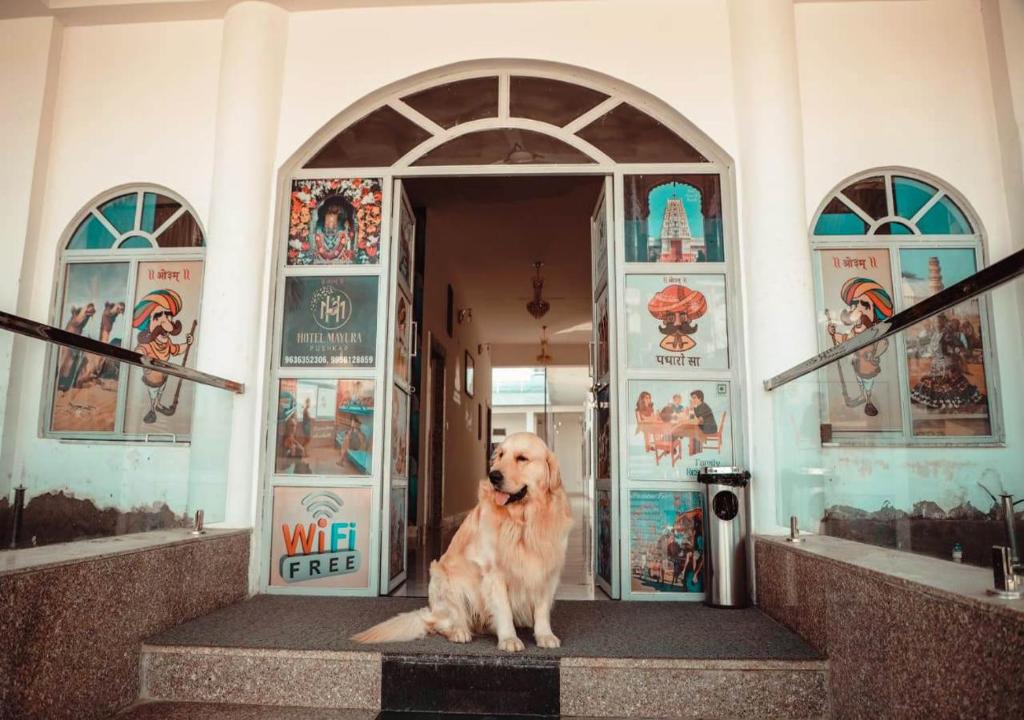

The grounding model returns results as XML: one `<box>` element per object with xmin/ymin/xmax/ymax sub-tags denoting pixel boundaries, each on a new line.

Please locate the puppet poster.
<box><xmin>123</xmin><ymin>261</ymin><xmax>203</xmax><ymax>436</ymax></box>
<box><xmin>50</xmin><ymin>262</ymin><xmax>130</xmax><ymax>432</ymax></box>
<box><xmin>391</xmin><ymin>386</ymin><xmax>410</xmax><ymax>479</ymax></box>
<box><xmin>287</xmin><ymin>178</ymin><xmax>382</xmax><ymax>266</ymax></box>
<box><xmin>816</xmin><ymin>249</ymin><xmax>900</xmax><ymax>433</ymax></box>
<box><xmin>629</xmin><ymin>490</ymin><xmax>704</xmax><ymax>594</ymax></box>
<box><xmin>281</xmin><ymin>276</ymin><xmax>378</xmax><ymax>368</ymax></box>
<box><xmin>625</xmin><ymin>274</ymin><xmax>729</xmax><ymax>371</ymax></box>
<box><xmin>901</xmin><ymin>248</ymin><xmax>991</xmax><ymax>437</ymax></box>
<box><xmin>269</xmin><ymin>485</ymin><xmax>371</xmax><ymax>589</ymax></box>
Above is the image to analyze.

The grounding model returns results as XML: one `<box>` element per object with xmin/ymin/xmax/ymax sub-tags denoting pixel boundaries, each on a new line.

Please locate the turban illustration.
<box><xmin>841</xmin><ymin>277</ymin><xmax>894</xmax><ymax>322</ymax></box>
<box><xmin>132</xmin><ymin>289</ymin><xmax>183</xmax><ymax>331</ymax></box>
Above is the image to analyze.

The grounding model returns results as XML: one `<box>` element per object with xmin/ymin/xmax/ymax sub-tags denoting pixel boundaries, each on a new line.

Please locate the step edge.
<box><xmin>560</xmin><ymin>656</ymin><xmax>829</xmax><ymax>670</ymax></box>
<box><xmin>140</xmin><ymin>643</ymin><xmax>381</xmax><ymax>662</ymax></box>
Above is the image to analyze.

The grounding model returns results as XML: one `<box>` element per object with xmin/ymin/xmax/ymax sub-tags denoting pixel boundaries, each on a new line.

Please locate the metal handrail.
<box><xmin>764</xmin><ymin>248</ymin><xmax>1024</xmax><ymax>391</ymax></box>
<box><xmin>0</xmin><ymin>310</ymin><xmax>245</xmax><ymax>394</ymax></box>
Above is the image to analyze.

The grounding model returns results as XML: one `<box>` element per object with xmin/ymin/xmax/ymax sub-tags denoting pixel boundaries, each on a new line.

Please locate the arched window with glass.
<box><xmin>810</xmin><ymin>169</ymin><xmax>1001</xmax><ymax>444</ymax></box>
<box><xmin>46</xmin><ymin>186</ymin><xmax>206</xmax><ymax>441</ymax></box>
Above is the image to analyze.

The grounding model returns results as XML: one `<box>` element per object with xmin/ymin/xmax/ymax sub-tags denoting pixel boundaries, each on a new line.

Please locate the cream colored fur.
<box><xmin>352</xmin><ymin>432</ymin><xmax>573</xmax><ymax>651</ymax></box>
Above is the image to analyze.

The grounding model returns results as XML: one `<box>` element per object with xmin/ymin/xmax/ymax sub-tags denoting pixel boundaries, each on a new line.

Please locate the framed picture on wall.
<box><xmin>446</xmin><ymin>285</ymin><xmax>454</xmax><ymax>338</ymax></box>
<box><xmin>464</xmin><ymin>350</ymin><xmax>475</xmax><ymax>398</ymax></box>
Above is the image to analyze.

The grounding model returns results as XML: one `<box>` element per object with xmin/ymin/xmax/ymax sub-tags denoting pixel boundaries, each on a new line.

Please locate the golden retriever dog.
<box><xmin>353</xmin><ymin>431</ymin><xmax>572</xmax><ymax>651</ymax></box>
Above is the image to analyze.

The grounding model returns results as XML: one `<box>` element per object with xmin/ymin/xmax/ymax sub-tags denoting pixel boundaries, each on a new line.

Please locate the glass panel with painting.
<box><xmin>627</xmin><ymin>380</ymin><xmax>733</xmax><ymax>480</ymax></box>
<box><xmin>50</xmin><ymin>262</ymin><xmax>130</xmax><ymax>433</ymax></box>
<box><xmin>287</xmin><ymin>178</ymin><xmax>383</xmax><ymax>266</ymax></box>
<box><xmin>624</xmin><ymin>274</ymin><xmax>729</xmax><ymax>371</ymax></box>
<box><xmin>624</xmin><ymin>175</ymin><xmax>724</xmax><ymax>263</ymax></box>
<box><xmin>900</xmin><ymin>248</ymin><xmax>991</xmax><ymax>437</ymax></box>
<box><xmin>629</xmin><ymin>490</ymin><xmax>705</xmax><ymax>594</ymax></box>
<box><xmin>816</xmin><ymin>249</ymin><xmax>900</xmax><ymax>432</ymax></box>
<box><xmin>275</xmin><ymin>379</ymin><xmax>376</xmax><ymax>476</ymax></box>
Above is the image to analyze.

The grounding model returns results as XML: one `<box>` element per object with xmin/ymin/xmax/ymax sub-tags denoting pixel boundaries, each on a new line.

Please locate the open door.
<box><xmin>381</xmin><ymin>180</ymin><xmax>416</xmax><ymax>592</ymax></box>
<box><xmin>590</xmin><ymin>177</ymin><xmax>619</xmax><ymax>598</ymax></box>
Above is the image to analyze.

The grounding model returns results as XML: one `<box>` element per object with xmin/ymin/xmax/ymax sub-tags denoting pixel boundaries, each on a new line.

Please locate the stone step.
<box><xmin>139</xmin><ymin>596</ymin><xmax>830</xmax><ymax>719</ymax></box>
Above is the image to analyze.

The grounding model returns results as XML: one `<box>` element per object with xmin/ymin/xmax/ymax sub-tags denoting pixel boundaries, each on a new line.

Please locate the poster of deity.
<box><xmin>124</xmin><ymin>261</ymin><xmax>204</xmax><ymax>436</ymax></box>
<box><xmin>625</xmin><ymin>274</ymin><xmax>729</xmax><ymax>371</ymax></box>
<box><xmin>281</xmin><ymin>276</ymin><xmax>378</xmax><ymax>368</ymax></box>
<box><xmin>816</xmin><ymin>249</ymin><xmax>900</xmax><ymax>432</ymax></box>
<box><xmin>389</xmin><ymin>486</ymin><xmax>407</xmax><ymax>582</ymax></box>
<box><xmin>287</xmin><ymin>178</ymin><xmax>382</xmax><ymax>266</ymax></box>
<box><xmin>50</xmin><ymin>262</ymin><xmax>130</xmax><ymax>432</ymax></box>
<box><xmin>391</xmin><ymin>386</ymin><xmax>410</xmax><ymax>479</ymax></box>
<box><xmin>393</xmin><ymin>289</ymin><xmax>412</xmax><ymax>387</ymax></box>
<box><xmin>629</xmin><ymin>490</ymin><xmax>705</xmax><ymax>595</ymax></box>
<box><xmin>269</xmin><ymin>485</ymin><xmax>371</xmax><ymax>589</ymax></box>
<box><xmin>397</xmin><ymin>198</ymin><xmax>415</xmax><ymax>294</ymax></box>
<box><xmin>624</xmin><ymin>175</ymin><xmax>724</xmax><ymax>264</ymax></box>
<box><xmin>900</xmin><ymin>248</ymin><xmax>991</xmax><ymax>437</ymax></box>
<box><xmin>276</xmin><ymin>379</ymin><xmax>375</xmax><ymax>476</ymax></box>
<box><xmin>596</xmin><ymin>489</ymin><xmax>613</xmax><ymax>585</ymax></box>
<box><xmin>627</xmin><ymin>380</ymin><xmax>733</xmax><ymax>480</ymax></box>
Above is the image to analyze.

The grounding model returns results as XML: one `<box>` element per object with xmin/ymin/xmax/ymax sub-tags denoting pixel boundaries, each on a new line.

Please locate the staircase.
<box><xmin>128</xmin><ymin>596</ymin><xmax>829</xmax><ymax>719</ymax></box>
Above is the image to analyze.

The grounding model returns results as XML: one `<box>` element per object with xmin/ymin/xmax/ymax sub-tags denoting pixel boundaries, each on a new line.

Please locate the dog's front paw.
<box><xmin>448</xmin><ymin>628</ymin><xmax>472</xmax><ymax>643</ymax></box>
<box><xmin>497</xmin><ymin>636</ymin><xmax>525</xmax><ymax>652</ymax></box>
<box><xmin>535</xmin><ymin>633</ymin><xmax>561</xmax><ymax>649</ymax></box>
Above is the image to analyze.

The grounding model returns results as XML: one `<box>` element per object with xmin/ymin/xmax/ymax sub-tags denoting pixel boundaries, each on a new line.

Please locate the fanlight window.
<box><xmin>810</xmin><ymin>170</ymin><xmax>998</xmax><ymax>444</ymax></box>
<box><xmin>48</xmin><ymin>186</ymin><xmax>205</xmax><ymax>440</ymax></box>
<box><xmin>302</xmin><ymin>74</ymin><xmax>710</xmax><ymax>169</ymax></box>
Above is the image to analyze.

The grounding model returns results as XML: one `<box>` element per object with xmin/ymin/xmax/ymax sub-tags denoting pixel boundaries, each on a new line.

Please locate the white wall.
<box><xmin>2</xmin><ymin>18</ymin><xmax>223</xmax><ymax>514</ymax></box>
<box><xmin>793</xmin><ymin>0</ymin><xmax>1024</xmax><ymax>514</ymax></box>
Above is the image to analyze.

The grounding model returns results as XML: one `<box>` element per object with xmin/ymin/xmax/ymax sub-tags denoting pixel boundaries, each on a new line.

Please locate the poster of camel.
<box><xmin>816</xmin><ymin>249</ymin><xmax>900</xmax><ymax>433</ymax></box>
<box><xmin>900</xmin><ymin>248</ymin><xmax>991</xmax><ymax>437</ymax></box>
<box><xmin>627</xmin><ymin>380</ymin><xmax>733</xmax><ymax>480</ymax></box>
<box><xmin>123</xmin><ymin>260</ymin><xmax>203</xmax><ymax>436</ymax></box>
<box><xmin>623</xmin><ymin>175</ymin><xmax>724</xmax><ymax>263</ymax></box>
<box><xmin>624</xmin><ymin>274</ymin><xmax>728</xmax><ymax>371</ymax></box>
<box><xmin>50</xmin><ymin>262</ymin><xmax>130</xmax><ymax>432</ymax></box>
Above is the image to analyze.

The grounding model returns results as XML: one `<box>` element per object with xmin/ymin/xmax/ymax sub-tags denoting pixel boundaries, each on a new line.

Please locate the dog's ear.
<box><xmin>545</xmin><ymin>448</ymin><xmax>562</xmax><ymax>490</ymax></box>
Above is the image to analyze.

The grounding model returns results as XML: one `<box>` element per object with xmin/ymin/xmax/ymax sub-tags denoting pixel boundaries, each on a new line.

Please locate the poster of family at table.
<box><xmin>624</xmin><ymin>274</ymin><xmax>729</xmax><ymax>371</ymax></box>
<box><xmin>627</xmin><ymin>379</ymin><xmax>733</xmax><ymax>480</ymax></box>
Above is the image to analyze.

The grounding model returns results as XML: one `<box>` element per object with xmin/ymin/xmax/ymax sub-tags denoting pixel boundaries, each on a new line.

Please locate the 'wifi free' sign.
<box><xmin>279</xmin><ymin>518</ymin><xmax>360</xmax><ymax>582</ymax></box>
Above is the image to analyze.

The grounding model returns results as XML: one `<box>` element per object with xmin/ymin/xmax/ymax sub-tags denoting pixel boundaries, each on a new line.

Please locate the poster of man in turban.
<box><xmin>817</xmin><ymin>249</ymin><xmax>900</xmax><ymax>432</ymax></box>
<box><xmin>124</xmin><ymin>261</ymin><xmax>203</xmax><ymax>435</ymax></box>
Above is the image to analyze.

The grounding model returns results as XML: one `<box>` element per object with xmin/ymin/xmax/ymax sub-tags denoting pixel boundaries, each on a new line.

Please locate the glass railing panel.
<box><xmin>772</xmin><ymin>275</ymin><xmax>1024</xmax><ymax>568</ymax></box>
<box><xmin>0</xmin><ymin>318</ymin><xmax>241</xmax><ymax>549</ymax></box>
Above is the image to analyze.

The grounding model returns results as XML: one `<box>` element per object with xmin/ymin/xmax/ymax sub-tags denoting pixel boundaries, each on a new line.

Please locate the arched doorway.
<box><xmin>260</xmin><ymin>61</ymin><xmax>743</xmax><ymax>601</ymax></box>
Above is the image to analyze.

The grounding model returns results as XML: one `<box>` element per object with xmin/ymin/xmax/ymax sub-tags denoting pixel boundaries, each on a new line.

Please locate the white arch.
<box><xmin>280</xmin><ymin>59</ymin><xmax>734</xmax><ymax>176</ymax></box>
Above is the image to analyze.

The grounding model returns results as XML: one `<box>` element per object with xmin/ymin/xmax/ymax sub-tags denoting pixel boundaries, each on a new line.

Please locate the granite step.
<box><xmin>139</xmin><ymin>596</ymin><xmax>830</xmax><ymax>719</ymax></box>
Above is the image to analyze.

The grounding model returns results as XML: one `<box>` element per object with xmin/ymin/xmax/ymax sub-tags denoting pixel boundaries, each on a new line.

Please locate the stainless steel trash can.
<box><xmin>698</xmin><ymin>466</ymin><xmax>750</xmax><ymax>608</ymax></box>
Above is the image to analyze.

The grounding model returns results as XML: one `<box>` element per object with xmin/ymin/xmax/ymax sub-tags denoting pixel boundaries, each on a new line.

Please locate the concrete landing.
<box><xmin>140</xmin><ymin>596</ymin><xmax>829</xmax><ymax>719</ymax></box>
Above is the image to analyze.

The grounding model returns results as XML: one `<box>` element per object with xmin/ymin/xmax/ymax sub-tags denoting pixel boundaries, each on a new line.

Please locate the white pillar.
<box><xmin>191</xmin><ymin>1</ymin><xmax>287</xmax><ymax>529</ymax></box>
<box><xmin>0</xmin><ymin>17</ymin><xmax>62</xmax><ymax>495</ymax></box>
<box><xmin>728</xmin><ymin>0</ymin><xmax>819</xmax><ymax>534</ymax></box>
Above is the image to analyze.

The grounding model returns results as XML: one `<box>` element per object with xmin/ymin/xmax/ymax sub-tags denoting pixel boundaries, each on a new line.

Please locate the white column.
<box><xmin>191</xmin><ymin>1</ymin><xmax>287</xmax><ymax>529</ymax></box>
<box><xmin>0</xmin><ymin>17</ymin><xmax>63</xmax><ymax>495</ymax></box>
<box><xmin>728</xmin><ymin>0</ymin><xmax>819</xmax><ymax>534</ymax></box>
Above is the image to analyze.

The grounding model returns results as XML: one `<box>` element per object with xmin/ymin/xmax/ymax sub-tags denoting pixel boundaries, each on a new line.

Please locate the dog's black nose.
<box><xmin>488</xmin><ymin>470</ymin><xmax>503</xmax><ymax>486</ymax></box>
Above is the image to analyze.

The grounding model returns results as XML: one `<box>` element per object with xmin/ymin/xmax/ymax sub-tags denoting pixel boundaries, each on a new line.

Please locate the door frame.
<box><xmin>256</xmin><ymin>61</ymin><xmax>743</xmax><ymax>600</ymax></box>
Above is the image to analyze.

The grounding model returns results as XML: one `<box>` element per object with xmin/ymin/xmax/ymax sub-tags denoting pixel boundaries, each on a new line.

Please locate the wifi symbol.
<box><xmin>302</xmin><ymin>491</ymin><xmax>344</xmax><ymax>520</ymax></box>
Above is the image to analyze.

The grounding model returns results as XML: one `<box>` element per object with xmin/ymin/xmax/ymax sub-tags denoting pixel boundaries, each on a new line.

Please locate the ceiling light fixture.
<box><xmin>526</xmin><ymin>261</ymin><xmax>551</xmax><ymax>319</ymax></box>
